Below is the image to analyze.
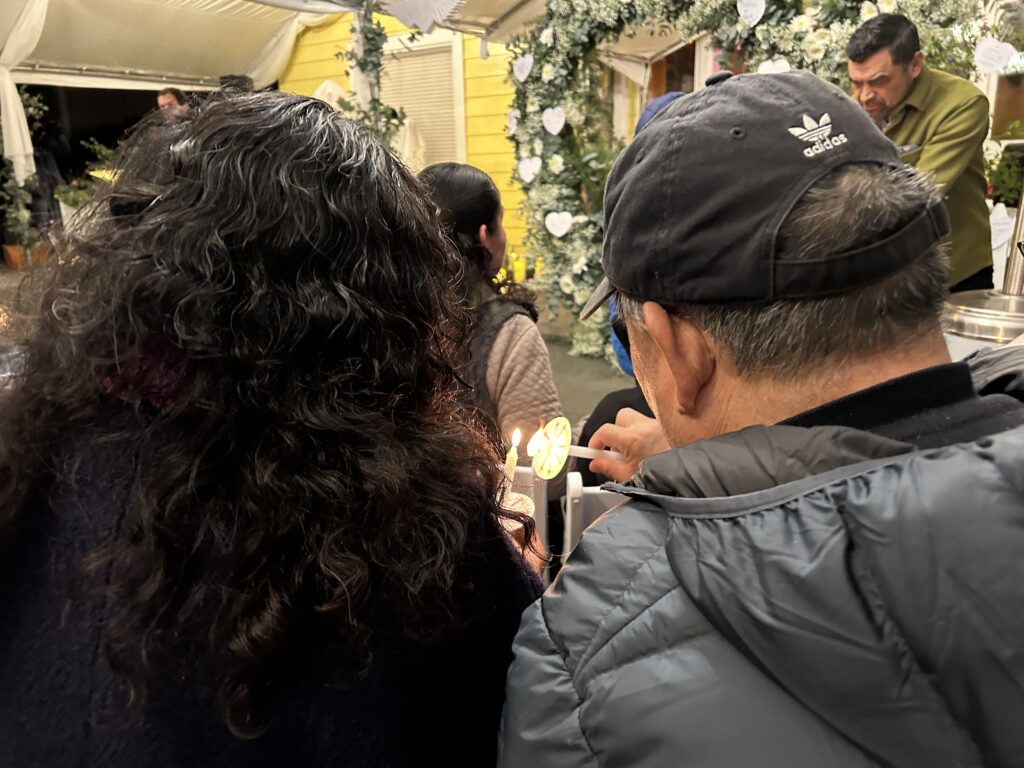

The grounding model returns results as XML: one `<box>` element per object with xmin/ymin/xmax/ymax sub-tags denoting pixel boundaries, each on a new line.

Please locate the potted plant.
<box><xmin>54</xmin><ymin>137</ymin><xmax>115</xmax><ymax>222</ymax></box>
<box><xmin>0</xmin><ymin>166</ymin><xmax>36</xmax><ymax>270</ymax></box>
<box><xmin>987</xmin><ymin>121</ymin><xmax>1024</xmax><ymax>207</ymax></box>
<box><xmin>0</xmin><ymin>86</ymin><xmax>50</xmax><ymax>269</ymax></box>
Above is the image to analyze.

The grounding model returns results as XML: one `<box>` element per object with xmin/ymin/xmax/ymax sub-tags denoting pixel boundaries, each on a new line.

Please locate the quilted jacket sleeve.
<box><xmin>486</xmin><ymin>315</ymin><xmax>562</xmax><ymax>439</ymax></box>
<box><xmin>498</xmin><ymin>601</ymin><xmax>596</xmax><ymax>768</ymax></box>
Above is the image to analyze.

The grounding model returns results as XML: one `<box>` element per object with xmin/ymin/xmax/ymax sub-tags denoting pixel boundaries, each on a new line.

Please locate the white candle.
<box><xmin>566</xmin><ymin>445</ymin><xmax>626</xmax><ymax>462</ymax></box>
<box><xmin>504</xmin><ymin>428</ymin><xmax>522</xmax><ymax>485</ymax></box>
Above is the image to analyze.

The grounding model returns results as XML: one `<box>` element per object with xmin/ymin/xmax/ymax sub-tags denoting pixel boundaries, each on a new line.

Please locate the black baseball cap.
<box><xmin>580</xmin><ymin>70</ymin><xmax>949</xmax><ymax>319</ymax></box>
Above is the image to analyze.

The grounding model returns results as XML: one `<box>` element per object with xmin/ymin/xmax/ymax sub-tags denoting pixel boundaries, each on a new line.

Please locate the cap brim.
<box><xmin>579</xmin><ymin>277</ymin><xmax>615</xmax><ymax>321</ymax></box>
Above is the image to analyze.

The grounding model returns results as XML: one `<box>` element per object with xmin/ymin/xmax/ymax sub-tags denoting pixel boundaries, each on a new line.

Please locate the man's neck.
<box><xmin>710</xmin><ymin>337</ymin><xmax>953</xmax><ymax>434</ymax></box>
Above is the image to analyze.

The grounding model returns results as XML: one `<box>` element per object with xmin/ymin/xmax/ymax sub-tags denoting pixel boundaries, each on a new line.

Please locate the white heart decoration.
<box><xmin>512</xmin><ymin>54</ymin><xmax>535</xmax><ymax>83</ymax></box>
<box><xmin>384</xmin><ymin>0</ymin><xmax>463</xmax><ymax>32</ymax></box>
<box><xmin>518</xmin><ymin>156</ymin><xmax>542</xmax><ymax>183</ymax></box>
<box><xmin>545</xmin><ymin>211</ymin><xmax>573</xmax><ymax>238</ymax></box>
<box><xmin>542</xmin><ymin>106</ymin><xmax>566</xmax><ymax>135</ymax></box>
<box><xmin>975</xmin><ymin>36</ymin><xmax>1016</xmax><ymax>74</ymax></box>
<box><xmin>737</xmin><ymin>0</ymin><xmax>766</xmax><ymax>26</ymax></box>
<box><xmin>507</xmin><ymin>108</ymin><xmax>520</xmax><ymax>134</ymax></box>
<box><xmin>756</xmin><ymin>57</ymin><xmax>791</xmax><ymax>74</ymax></box>
<box><xmin>480</xmin><ymin>38</ymin><xmax>490</xmax><ymax>60</ymax></box>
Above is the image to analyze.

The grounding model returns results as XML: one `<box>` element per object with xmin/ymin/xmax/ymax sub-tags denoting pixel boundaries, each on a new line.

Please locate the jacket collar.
<box><xmin>617</xmin><ymin>344</ymin><xmax>1024</xmax><ymax>502</ymax></box>
<box><xmin>625</xmin><ymin>424</ymin><xmax>910</xmax><ymax>500</ymax></box>
<box><xmin>901</xmin><ymin>64</ymin><xmax>933</xmax><ymax>113</ymax></box>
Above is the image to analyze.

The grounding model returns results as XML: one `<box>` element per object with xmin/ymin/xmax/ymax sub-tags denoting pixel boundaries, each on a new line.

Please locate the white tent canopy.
<box><xmin>253</xmin><ymin>0</ymin><xmax>547</xmax><ymax>41</ymax></box>
<box><xmin>0</xmin><ymin>0</ymin><xmax>332</xmax><ymax>182</ymax></box>
<box><xmin>0</xmin><ymin>0</ymin><xmax>702</xmax><ymax>185</ymax></box>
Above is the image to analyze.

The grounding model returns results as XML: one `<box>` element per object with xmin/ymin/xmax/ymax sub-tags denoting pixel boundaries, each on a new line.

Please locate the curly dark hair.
<box><xmin>0</xmin><ymin>93</ymin><xmax>530</xmax><ymax>736</ymax></box>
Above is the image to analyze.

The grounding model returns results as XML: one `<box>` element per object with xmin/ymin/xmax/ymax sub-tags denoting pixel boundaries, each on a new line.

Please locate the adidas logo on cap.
<box><xmin>789</xmin><ymin>113</ymin><xmax>848</xmax><ymax>158</ymax></box>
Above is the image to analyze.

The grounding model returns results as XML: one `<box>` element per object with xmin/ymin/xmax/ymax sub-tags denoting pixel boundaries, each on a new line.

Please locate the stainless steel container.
<box><xmin>943</xmin><ymin>184</ymin><xmax>1024</xmax><ymax>344</ymax></box>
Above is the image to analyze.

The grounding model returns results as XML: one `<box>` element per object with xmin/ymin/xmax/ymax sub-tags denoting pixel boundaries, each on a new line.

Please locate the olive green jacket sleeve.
<box><xmin>886</xmin><ymin>66</ymin><xmax>992</xmax><ymax>286</ymax></box>
<box><xmin>911</xmin><ymin>95</ymin><xmax>989</xmax><ymax>195</ymax></box>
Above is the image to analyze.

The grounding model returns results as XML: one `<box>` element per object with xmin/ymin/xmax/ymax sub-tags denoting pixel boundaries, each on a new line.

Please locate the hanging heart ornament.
<box><xmin>542</xmin><ymin>106</ymin><xmax>566</xmax><ymax>135</ymax></box>
<box><xmin>513</xmin><ymin>54</ymin><xmax>535</xmax><ymax>82</ymax></box>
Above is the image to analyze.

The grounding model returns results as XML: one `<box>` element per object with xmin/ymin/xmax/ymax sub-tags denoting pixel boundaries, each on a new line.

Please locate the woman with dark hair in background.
<box><xmin>0</xmin><ymin>93</ymin><xmax>541</xmax><ymax>767</ymax></box>
<box><xmin>420</xmin><ymin>163</ymin><xmax>561</xmax><ymax>446</ymax></box>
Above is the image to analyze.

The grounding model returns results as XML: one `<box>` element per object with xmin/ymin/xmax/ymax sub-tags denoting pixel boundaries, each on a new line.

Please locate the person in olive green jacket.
<box><xmin>848</xmin><ymin>13</ymin><xmax>992</xmax><ymax>291</ymax></box>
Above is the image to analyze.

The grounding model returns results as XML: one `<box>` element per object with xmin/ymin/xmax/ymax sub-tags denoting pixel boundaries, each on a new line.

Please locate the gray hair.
<box><xmin>618</xmin><ymin>164</ymin><xmax>948</xmax><ymax>379</ymax></box>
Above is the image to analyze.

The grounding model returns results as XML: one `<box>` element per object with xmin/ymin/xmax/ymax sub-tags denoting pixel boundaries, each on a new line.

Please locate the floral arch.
<box><xmin>507</xmin><ymin>0</ymin><xmax>982</xmax><ymax>358</ymax></box>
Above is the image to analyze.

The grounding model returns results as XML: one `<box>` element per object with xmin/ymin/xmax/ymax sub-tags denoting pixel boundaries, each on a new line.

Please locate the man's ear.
<box><xmin>642</xmin><ymin>302</ymin><xmax>715</xmax><ymax>414</ymax></box>
<box><xmin>908</xmin><ymin>50</ymin><xmax>924</xmax><ymax>78</ymax></box>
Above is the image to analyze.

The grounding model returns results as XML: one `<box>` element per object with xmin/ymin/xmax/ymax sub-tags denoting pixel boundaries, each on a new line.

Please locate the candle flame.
<box><xmin>526</xmin><ymin>426</ymin><xmax>546</xmax><ymax>458</ymax></box>
<box><xmin>511</xmin><ymin>427</ymin><xmax>522</xmax><ymax>448</ymax></box>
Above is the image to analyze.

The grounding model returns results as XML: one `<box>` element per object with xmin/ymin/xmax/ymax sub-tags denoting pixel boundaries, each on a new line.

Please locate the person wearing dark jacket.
<box><xmin>500</xmin><ymin>71</ymin><xmax>1024</xmax><ymax>767</ymax></box>
<box><xmin>0</xmin><ymin>92</ymin><xmax>541</xmax><ymax>768</ymax></box>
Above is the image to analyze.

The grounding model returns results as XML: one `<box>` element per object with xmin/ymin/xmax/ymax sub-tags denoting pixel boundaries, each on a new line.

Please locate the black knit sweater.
<box><xmin>0</xmin><ymin>436</ymin><xmax>542</xmax><ymax>767</ymax></box>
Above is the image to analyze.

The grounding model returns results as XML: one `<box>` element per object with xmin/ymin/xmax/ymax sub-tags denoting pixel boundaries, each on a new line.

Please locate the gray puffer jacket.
<box><xmin>500</xmin><ymin>349</ymin><xmax>1024</xmax><ymax>768</ymax></box>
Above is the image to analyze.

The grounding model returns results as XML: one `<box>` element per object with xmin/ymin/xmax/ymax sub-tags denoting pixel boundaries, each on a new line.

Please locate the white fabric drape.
<box><xmin>5</xmin><ymin>1</ymin><xmax>328</xmax><ymax>93</ymax></box>
<box><xmin>383</xmin><ymin>0</ymin><xmax>464</xmax><ymax>33</ymax></box>
<box><xmin>1</xmin><ymin>0</ymin><xmax>47</xmax><ymax>184</ymax></box>
<box><xmin>247</xmin><ymin>11</ymin><xmax>332</xmax><ymax>88</ymax></box>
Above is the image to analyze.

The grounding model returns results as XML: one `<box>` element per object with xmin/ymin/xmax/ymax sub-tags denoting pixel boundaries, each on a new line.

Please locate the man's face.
<box><xmin>157</xmin><ymin>93</ymin><xmax>181</xmax><ymax>110</ymax></box>
<box><xmin>848</xmin><ymin>49</ymin><xmax>922</xmax><ymax>125</ymax></box>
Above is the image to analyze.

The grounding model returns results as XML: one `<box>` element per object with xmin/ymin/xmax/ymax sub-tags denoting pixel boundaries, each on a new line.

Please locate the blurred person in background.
<box><xmin>156</xmin><ymin>87</ymin><xmax>189</xmax><ymax>111</ymax></box>
<box><xmin>420</xmin><ymin>163</ymin><xmax>562</xmax><ymax>446</ymax></box>
<box><xmin>847</xmin><ymin>14</ymin><xmax>991</xmax><ymax>291</ymax></box>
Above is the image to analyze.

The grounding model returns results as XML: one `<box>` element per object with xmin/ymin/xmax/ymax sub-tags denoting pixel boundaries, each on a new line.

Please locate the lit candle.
<box><xmin>504</xmin><ymin>428</ymin><xmax>522</xmax><ymax>485</ymax></box>
<box><xmin>513</xmin><ymin>255</ymin><xmax>527</xmax><ymax>283</ymax></box>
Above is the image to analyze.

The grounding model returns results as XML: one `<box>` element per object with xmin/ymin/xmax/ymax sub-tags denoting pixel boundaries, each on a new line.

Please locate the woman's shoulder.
<box><xmin>464</xmin><ymin>511</ymin><xmax>544</xmax><ymax>610</ymax></box>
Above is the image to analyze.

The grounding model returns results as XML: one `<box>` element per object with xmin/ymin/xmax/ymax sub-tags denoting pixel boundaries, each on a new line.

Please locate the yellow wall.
<box><xmin>278</xmin><ymin>15</ymin><xmax>525</xmax><ymax>251</ymax></box>
<box><xmin>463</xmin><ymin>40</ymin><xmax>526</xmax><ymax>252</ymax></box>
<box><xmin>278</xmin><ymin>15</ymin><xmax>354</xmax><ymax>96</ymax></box>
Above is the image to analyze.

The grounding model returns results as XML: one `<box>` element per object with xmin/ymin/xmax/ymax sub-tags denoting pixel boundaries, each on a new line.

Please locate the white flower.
<box><xmin>542</xmin><ymin>63</ymin><xmax>556</xmax><ymax>82</ymax></box>
<box><xmin>547</xmin><ymin>153</ymin><xmax>565</xmax><ymax>174</ymax></box>
<box><xmin>533</xmin><ymin>139</ymin><xmax>545</xmax><ymax>156</ymax></box>
<box><xmin>877</xmin><ymin>0</ymin><xmax>897</xmax><ymax>12</ymax></box>
<box><xmin>571</xmin><ymin>251</ymin><xmax>588</xmax><ymax>273</ymax></box>
<box><xmin>558</xmin><ymin>274</ymin><xmax>575</xmax><ymax>294</ymax></box>
<box><xmin>539</xmin><ymin>26</ymin><xmax>555</xmax><ymax>46</ymax></box>
<box><xmin>860</xmin><ymin>1</ymin><xmax>879</xmax><ymax>21</ymax></box>
<box><xmin>526</xmin><ymin>97</ymin><xmax>541</xmax><ymax>113</ymax></box>
<box><xmin>789</xmin><ymin>14</ymin><xmax>815</xmax><ymax>34</ymax></box>
<box><xmin>573</xmin><ymin>285</ymin><xmax>593</xmax><ymax>305</ymax></box>
<box><xmin>801</xmin><ymin>29</ymin><xmax>831</xmax><ymax>60</ymax></box>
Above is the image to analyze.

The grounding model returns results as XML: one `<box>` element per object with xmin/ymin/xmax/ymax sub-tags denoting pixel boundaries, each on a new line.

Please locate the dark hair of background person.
<box><xmin>158</xmin><ymin>87</ymin><xmax>187</xmax><ymax>106</ymax></box>
<box><xmin>846</xmin><ymin>13</ymin><xmax>921</xmax><ymax>65</ymax></box>
<box><xmin>419</xmin><ymin>162</ymin><xmax>536</xmax><ymax>311</ymax></box>
<box><xmin>0</xmin><ymin>93</ymin><xmax>532</xmax><ymax>737</ymax></box>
